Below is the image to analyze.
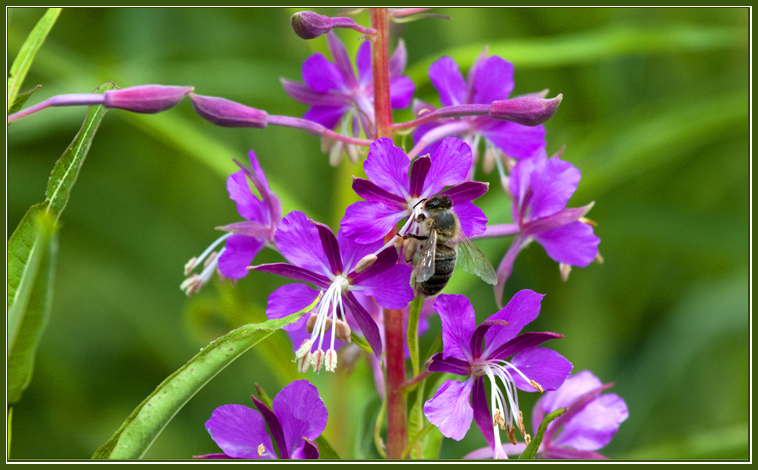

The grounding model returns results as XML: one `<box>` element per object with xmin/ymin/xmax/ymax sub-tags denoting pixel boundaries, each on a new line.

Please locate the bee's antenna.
<box><xmin>413</xmin><ymin>198</ymin><xmax>426</xmax><ymax>209</ymax></box>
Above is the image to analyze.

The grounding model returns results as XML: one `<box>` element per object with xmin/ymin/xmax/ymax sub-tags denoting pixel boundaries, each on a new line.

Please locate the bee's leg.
<box><xmin>403</xmin><ymin>233</ymin><xmax>428</xmax><ymax>241</ymax></box>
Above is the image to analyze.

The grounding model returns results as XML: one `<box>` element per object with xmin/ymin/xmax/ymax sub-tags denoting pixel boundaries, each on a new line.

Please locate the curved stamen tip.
<box><xmin>529</xmin><ymin>379</ymin><xmax>544</xmax><ymax>393</ymax></box>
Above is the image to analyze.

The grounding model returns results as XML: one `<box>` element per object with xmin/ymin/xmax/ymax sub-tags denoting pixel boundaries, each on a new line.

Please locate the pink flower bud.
<box><xmin>103</xmin><ymin>85</ymin><xmax>193</xmax><ymax>113</ymax></box>
<box><xmin>488</xmin><ymin>94</ymin><xmax>563</xmax><ymax>126</ymax></box>
<box><xmin>291</xmin><ymin>11</ymin><xmax>333</xmax><ymax>39</ymax></box>
<box><xmin>190</xmin><ymin>93</ymin><xmax>268</xmax><ymax>128</ymax></box>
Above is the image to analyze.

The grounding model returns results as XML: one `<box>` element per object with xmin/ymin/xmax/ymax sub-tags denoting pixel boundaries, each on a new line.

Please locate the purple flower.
<box><xmin>484</xmin><ymin>147</ymin><xmax>600</xmax><ymax>307</ymax></box>
<box><xmin>250</xmin><ymin>211</ymin><xmax>414</xmax><ymax>372</ymax></box>
<box><xmin>181</xmin><ymin>150</ymin><xmax>281</xmax><ymax>295</ymax></box>
<box><xmin>423</xmin><ymin>292</ymin><xmax>572</xmax><ymax>460</ymax></box>
<box><xmin>340</xmin><ymin>137</ymin><xmax>489</xmax><ymax>245</ymax></box>
<box><xmin>281</xmin><ymin>32</ymin><xmax>414</xmax><ymax>142</ymax></box>
<box><xmin>196</xmin><ymin>380</ymin><xmax>327</xmax><ymax>460</ymax></box>
<box><xmin>465</xmin><ymin>370</ymin><xmax>628</xmax><ymax>459</ymax></box>
<box><xmin>411</xmin><ymin>49</ymin><xmax>546</xmax><ymax>163</ymax></box>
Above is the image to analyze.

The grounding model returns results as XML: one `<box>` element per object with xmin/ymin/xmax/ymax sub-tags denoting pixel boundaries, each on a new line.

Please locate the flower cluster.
<box><xmin>10</xmin><ymin>7</ymin><xmax>625</xmax><ymax>461</ymax></box>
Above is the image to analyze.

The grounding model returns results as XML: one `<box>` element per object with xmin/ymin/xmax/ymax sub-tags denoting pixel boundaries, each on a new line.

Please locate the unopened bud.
<box><xmin>190</xmin><ymin>93</ymin><xmax>268</xmax><ymax>128</ymax></box>
<box><xmin>291</xmin><ymin>11</ymin><xmax>333</xmax><ymax>39</ymax></box>
<box><xmin>489</xmin><ymin>94</ymin><xmax>562</xmax><ymax>126</ymax></box>
<box><xmin>103</xmin><ymin>85</ymin><xmax>193</xmax><ymax>113</ymax></box>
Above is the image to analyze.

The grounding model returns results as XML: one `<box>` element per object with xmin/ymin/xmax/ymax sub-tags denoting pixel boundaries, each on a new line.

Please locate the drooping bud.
<box><xmin>103</xmin><ymin>85</ymin><xmax>194</xmax><ymax>113</ymax></box>
<box><xmin>189</xmin><ymin>93</ymin><xmax>268</xmax><ymax>128</ymax></box>
<box><xmin>489</xmin><ymin>93</ymin><xmax>563</xmax><ymax>126</ymax></box>
<box><xmin>290</xmin><ymin>10</ymin><xmax>376</xmax><ymax>40</ymax></box>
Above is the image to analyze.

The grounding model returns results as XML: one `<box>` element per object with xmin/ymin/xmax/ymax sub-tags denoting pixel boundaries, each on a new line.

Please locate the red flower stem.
<box><xmin>371</xmin><ymin>9</ymin><xmax>406</xmax><ymax>458</ymax></box>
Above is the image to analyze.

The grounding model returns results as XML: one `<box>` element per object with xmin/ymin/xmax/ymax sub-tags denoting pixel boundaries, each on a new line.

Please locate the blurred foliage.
<box><xmin>6</xmin><ymin>7</ymin><xmax>749</xmax><ymax>460</ymax></box>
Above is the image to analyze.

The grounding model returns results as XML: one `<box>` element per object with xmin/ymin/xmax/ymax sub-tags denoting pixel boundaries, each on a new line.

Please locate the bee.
<box><xmin>404</xmin><ymin>195</ymin><xmax>497</xmax><ymax>296</ymax></box>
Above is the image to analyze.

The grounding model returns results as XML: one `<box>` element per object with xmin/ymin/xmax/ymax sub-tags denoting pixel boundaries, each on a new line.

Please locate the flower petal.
<box><xmin>251</xmin><ymin>263</ymin><xmax>331</xmax><ymax>289</ymax></box>
<box><xmin>422</xmin><ymin>137</ymin><xmax>473</xmax><ymax>197</ymax></box>
<box><xmin>265</xmin><ymin>283</ymin><xmax>320</xmax><ymax>331</ymax></box>
<box><xmin>364</xmin><ymin>138</ymin><xmax>411</xmax><ymax>199</ymax></box>
<box><xmin>312</xmin><ymin>221</ymin><xmax>343</xmax><ymax>274</ymax></box>
<box><xmin>451</xmin><ymin>200</ymin><xmax>488</xmax><ymax>238</ymax></box>
<box><xmin>471</xmin><ymin>55</ymin><xmax>514</xmax><ymax>104</ymax></box>
<box><xmin>471</xmin><ymin>376</ymin><xmax>496</xmax><ymax>450</ymax></box>
<box><xmin>353</xmin><ymin>263</ymin><xmax>414</xmax><ymax>310</ymax></box>
<box><xmin>488</xmin><ymin>331</ymin><xmax>564</xmax><ymax>362</ymax></box>
<box><xmin>424</xmin><ymin>378</ymin><xmax>475</xmax><ymax>441</ymax></box>
<box><xmin>355</xmin><ymin>40</ymin><xmax>372</xmax><ymax>85</ymax></box>
<box><xmin>340</xmin><ymin>200</ymin><xmax>408</xmax><ymax>244</ymax></box>
<box><xmin>390</xmin><ymin>76</ymin><xmax>414</xmax><ymax>109</ymax></box>
<box><xmin>281</xmin><ymin>78</ymin><xmax>344</xmax><ymax>107</ymax></box>
<box><xmin>426</xmin><ymin>352</ymin><xmax>471</xmax><ymax>375</ymax></box>
<box><xmin>205</xmin><ymin>404</ymin><xmax>274</xmax><ymax>459</ymax></box>
<box><xmin>344</xmin><ymin>291</ymin><xmax>383</xmax><ymax>357</ymax></box>
<box><xmin>533</xmin><ymin>220</ymin><xmax>600</xmax><ymax>267</ymax></box>
<box><xmin>326</xmin><ymin>32</ymin><xmax>358</xmax><ymax>89</ymax></box>
<box><xmin>227</xmin><ymin>170</ymin><xmax>266</xmax><ymax>223</ymax></box>
<box><xmin>482</xmin><ymin>121</ymin><xmax>546</xmax><ymax>161</ymax></box>
<box><xmin>508</xmin><ymin>346</ymin><xmax>572</xmax><ymax>392</ymax></box>
<box><xmin>553</xmin><ymin>393</ymin><xmax>628</xmax><ymax>451</ymax></box>
<box><xmin>537</xmin><ymin>370</ymin><xmax>603</xmax><ymax>417</ymax></box>
<box><xmin>434</xmin><ymin>294</ymin><xmax>477</xmax><ymax>362</ymax></box>
<box><xmin>388</xmin><ymin>39</ymin><xmax>408</xmax><ymax>81</ymax></box>
<box><xmin>352</xmin><ymin>178</ymin><xmax>408</xmax><ymax>207</ymax></box>
<box><xmin>482</xmin><ymin>289</ymin><xmax>544</xmax><ymax>357</ymax></box>
<box><xmin>275</xmin><ymin>211</ymin><xmax>331</xmax><ymax>275</ymax></box>
<box><xmin>528</xmin><ymin>156</ymin><xmax>581</xmax><ymax>220</ymax></box>
<box><xmin>217</xmin><ymin>234</ymin><xmax>265</xmax><ymax>279</ymax></box>
<box><xmin>273</xmin><ymin>380</ymin><xmax>328</xmax><ymax>458</ymax></box>
<box><xmin>303</xmin><ymin>105</ymin><xmax>349</xmax><ymax>130</ymax></box>
<box><xmin>429</xmin><ymin>56</ymin><xmax>467</xmax><ymax>107</ymax></box>
<box><xmin>302</xmin><ymin>52</ymin><xmax>345</xmax><ymax>94</ymax></box>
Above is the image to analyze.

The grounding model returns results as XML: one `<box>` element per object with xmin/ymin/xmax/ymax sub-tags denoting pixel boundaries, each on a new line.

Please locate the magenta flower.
<box><xmin>423</xmin><ymin>292</ymin><xmax>572</xmax><ymax>460</ymax></box>
<box><xmin>281</xmin><ymin>32</ymin><xmax>414</xmax><ymax>142</ymax></box>
<box><xmin>250</xmin><ymin>211</ymin><xmax>414</xmax><ymax>372</ymax></box>
<box><xmin>465</xmin><ymin>370</ymin><xmax>628</xmax><ymax>459</ymax></box>
<box><xmin>181</xmin><ymin>150</ymin><xmax>281</xmax><ymax>295</ymax></box>
<box><xmin>411</xmin><ymin>49</ymin><xmax>546</xmax><ymax>162</ymax></box>
<box><xmin>340</xmin><ymin>137</ymin><xmax>489</xmax><ymax>245</ymax></box>
<box><xmin>483</xmin><ymin>147</ymin><xmax>600</xmax><ymax>307</ymax></box>
<box><xmin>196</xmin><ymin>380</ymin><xmax>327</xmax><ymax>460</ymax></box>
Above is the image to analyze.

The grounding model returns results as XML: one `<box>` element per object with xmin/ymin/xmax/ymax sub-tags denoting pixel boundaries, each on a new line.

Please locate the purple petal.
<box><xmin>429</xmin><ymin>56</ymin><xmax>467</xmax><ymax>107</ymax></box>
<box><xmin>451</xmin><ymin>201</ymin><xmax>488</xmax><ymax>238</ymax></box>
<box><xmin>265</xmin><ymin>283</ymin><xmax>320</xmax><ymax>331</ymax></box>
<box><xmin>344</xmin><ymin>291</ymin><xmax>383</xmax><ymax>357</ymax></box>
<box><xmin>471</xmin><ymin>376</ymin><xmax>496</xmax><ymax>450</ymax></box>
<box><xmin>217</xmin><ymin>235</ymin><xmax>265</xmax><ymax>279</ymax></box>
<box><xmin>488</xmin><ymin>331</ymin><xmax>564</xmax><ymax>362</ymax></box>
<box><xmin>281</xmin><ymin>78</ymin><xmax>345</xmax><ymax>107</ymax></box>
<box><xmin>471</xmin><ymin>56</ymin><xmax>514</xmax><ymax>104</ymax></box>
<box><xmin>347</xmin><ymin>244</ymin><xmax>398</xmax><ymax>284</ymax></box>
<box><xmin>409</xmin><ymin>156</ymin><xmax>431</xmax><ymax>197</ymax></box>
<box><xmin>533</xmin><ymin>220</ymin><xmax>600</xmax><ymax>267</ymax></box>
<box><xmin>537</xmin><ymin>370</ymin><xmax>603</xmax><ymax>417</ymax></box>
<box><xmin>251</xmin><ymin>263</ymin><xmax>331</xmax><ymax>289</ymax></box>
<box><xmin>273</xmin><ymin>380</ymin><xmax>328</xmax><ymax>458</ymax></box>
<box><xmin>352</xmin><ymin>178</ymin><xmax>408</xmax><ymax>207</ymax></box>
<box><xmin>434</xmin><ymin>294</ymin><xmax>477</xmax><ymax>362</ymax></box>
<box><xmin>340</xmin><ymin>200</ymin><xmax>408</xmax><ymax>244</ymax></box>
<box><xmin>298</xmin><ymin>438</ymin><xmax>320</xmax><ymax>460</ymax></box>
<box><xmin>521</xmin><ymin>204</ymin><xmax>593</xmax><ymax>237</ymax></box>
<box><xmin>494</xmin><ymin>235</ymin><xmax>524</xmax><ymax>309</ymax></box>
<box><xmin>554</xmin><ymin>393</ymin><xmax>628</xmax><ymax>451</ymax></box>
<box><xmin>422</xmin><ymin>137</ymin><xmax>473</xmax><ymax>197</ymax></box>
<box><xmin>251</xmin><ymin>396</ymin><xmax>288</xmax><ymax>458</ymax></box>
<box><xmin>326</xmin><ymin>32</ymin><xmax>358</xmax><ymax>89</ymax></box>
<box><xmin>423</xmin><ymin>378</ymin><xmax>475</xmax><ymax>441</ymax></box>
<box><xmin>390</xmin><ymin>76</ymin><xmax>414</xmax><ymax>109</ymax></box>
<box><xmin>353</xmin><ymin>263</ymin><xmax>414</xmax><ymax>310</ymax></box>
<box><xmin>217</xmin><ymin>220</ymin><xmax>272</xmax><ymax>239</ymax></box>
<box><xmin>336</xmin><ymin>227</ymin><xmax>384</xmax><ymax>272</ymax></box>
<box><xmin>302</xmin><ymin>53</ymin><xmax>346</xmax><ymax>94</ymax></box>
<box><xmin>205</xmin><ymin>404</ymin><xmax>274</xmax><ymax>459</ymax></box>
<box><xmin>482</xmin><ymin>121</ymin><xmax>546</xmax><ymax>161</ymax></box>
<box><xmin>482</xmin><ymin>289</ymin><xmax>544</xmax><ymax>357</ymax></box>
<box><xmin>364</xmin><ymin>138</ymin><xmax>411</xmax><ymax>199</ymax></box>
<box><xmin>312</xmin><ymin>221</ymin><xmax>343</xmax><ymax>274</ymax></box>
<box><xmin>355</xmin><ymin>40</ymin><xmax>372</xmax><ymax>85</ymax></box>
<box><xmin>426</xmin><ymin>352</ymin><xmax>471</xmax><ymax>375</ymax></box>
<box><xmin>508</xmin><ymin>346</ymin><xmax>572</xmax><ymax>392</ymax></box>
<box><xmin>388</xmin><ymin>39</ymin><xmax>408</xmax><ymax>80</ymax></box>
<box><xmin>275</xmin><ymin>211</ymin><xmax>331</xmax><ymax>275</ymax></box>
<box><xmin>508</xmin><ymin>152</ymin><xmax>543</xmax><ymax>210</ymax></box>
<box><xmin>528</xmin><ymin>157</ymin><xmax>581</xmax><ymax>220</ymax></box>
<box><xmin>440</xmin><ymin>181</ymin><xmax>489</xmax><ymax>205</ymax></box>
<box><xmin>227</xmin><ymin>170</ymin><xmax>266</xmax><ymax>223</ymax></box>
<box><xmin>303</xmin><ymin>105</ymin><xmax>349</xmax><ymax>130</ymax></box>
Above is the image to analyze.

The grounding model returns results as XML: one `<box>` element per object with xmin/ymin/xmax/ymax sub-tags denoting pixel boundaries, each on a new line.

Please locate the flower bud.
<box><xmin>189</xmin><ymin>93</ymin><xmax>268</xmax><ymax>128</ymax></box>
<box><xmin>291</xmin><ymin>11</ymin><xmax>333</xmax><ymax>39</ymax></box>
<box><xmin>488</xmin><ymin>93</ymin><xmax>562</xmax><ymax>126</ymax></box>
<box><xmin>103</xmin><ymin>85</ymin><xmax>193</xmax><ymax>113</ymax></box>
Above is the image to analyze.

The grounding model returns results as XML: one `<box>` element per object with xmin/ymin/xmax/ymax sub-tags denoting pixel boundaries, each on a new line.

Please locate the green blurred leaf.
<box><xmin>7</xmin><ymin>8</ymin><xmax>61</xmax><ymax>110</ymax></box>
<box><xmin>8</xmin><ymin>84</ymin><xmax>42</xmax><ymax>115</ymax></box>
<box><xmin>92</xmin><ymin>310</ymin><xmax>305</xmax><ymax>460</ymax></box>
<box><xmin>519</xmin><ymin>407</ymin><xmax>567</xmax><ymax>459</ymax></box>
<box><xmin>408</xmin><ymin>23</ymin><xmax>744</xmax><ymax>86</ymax></box>
<box><xmin>7</xmin><ymin>83</ymin><xmax>112</xmax><ymax>405</ymax></box>
<box><xmin>315</xmin><ymin>435</ymin><xmax>341</xmax><ymax>460</ymax></box>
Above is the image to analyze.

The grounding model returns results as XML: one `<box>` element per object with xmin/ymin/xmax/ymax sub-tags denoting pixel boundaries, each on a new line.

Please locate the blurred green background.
<box><xmin>7</xmin><ymin>7</ymin><xmax>749</xmax><ymax>460</ymax></box>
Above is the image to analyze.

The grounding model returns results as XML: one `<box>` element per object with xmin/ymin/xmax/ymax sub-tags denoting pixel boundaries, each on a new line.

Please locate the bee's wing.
<box><xmin>456</xmin><ymin>232</ymin><xmax>497</xmax><ymax>285</ymax></box>
<box><xmin>414</xmin><ymin>228</ymin><xmax>437</xmax><ymax>283</ymax></box>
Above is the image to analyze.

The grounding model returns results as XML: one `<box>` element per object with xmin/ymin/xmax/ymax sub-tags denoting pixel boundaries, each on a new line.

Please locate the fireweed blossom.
<box><xmin>340</xmin><ymin>137</ymin><xmax>489</xmax><ymax>247</ymax></box>
<box><xmin>249</xmin><ymin>211</ymin><xmax>414</xmax><ymax>373</ymax></box>
<box><xmin>482</xmin><ymin>147</ymin><xmax>600</xmax><ymax>307</ymax></box>
<box><xmin>196</xmin><ymin>380</ymin><xmax>327</xmax><ymax>460</ymax></box>
<box><xmin>464</xmin><ymin>370</ymin><xmax>629</xmax><ymax>459</ymax></box>
<box><xmin>181</xmin><ymin>150</ymin><xmax>282</xmax><ymax>295</ymax></box>
<box><xmin>281</xmin><ymin>31</ymin><xmax>414</xmax><ymax>164</ymax></box>
<box><xmin>410</xmin><ymin>49</ymin><xmax>546</xmax><ymax>165</ymax></box>
<box><xmin>424</xmin><ymin>292</ymin><xmax>572</xmax><ymax>460</ymax></box>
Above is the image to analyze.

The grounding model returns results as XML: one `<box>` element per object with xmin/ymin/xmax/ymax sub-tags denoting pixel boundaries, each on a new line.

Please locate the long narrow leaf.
<box><xmin>92</xmin><ymin>310</ymin><xmax>306</xmax><ymax>460</ymax></box>
<box><xmin>7</xmin><ymin>8</ymin><xmax>61</xmax><ymax>109</ymax></box>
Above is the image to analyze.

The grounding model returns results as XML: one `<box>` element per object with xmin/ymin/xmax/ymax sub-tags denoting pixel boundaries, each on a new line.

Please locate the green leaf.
<box><xmin>8</xmin><ymin>84</ymin><xmax>41</xmax><ymax>115</ymax></box>
<box><xmin>519</xmin><ymin>407</ymin><xmax>567</xmax><ymax>459</ymax></box>
<box><xmin>7</xmin><ymin>7</ymin><xmax>61</xmax><ymax>110</ymax></box>
<box><xmin>315</xmin><ymin>435</ymin><xmax>341</xmax><ymax>460</ymax></box>
<box><xmin>7</xmin><ymin>83</ymin><xmax>112</xmax><ymax>404</ymax></box>
<box><xmin>7</xmin><ymin>211</ymin><xmax>58</xmax><ymax>405</ymax></box>
<box><xmin>91</xmin><ymin>310</ymin><xmax>305</xmax><ymax>460</ymax></box>
<box><xmin>406</xmin><ymin>296</ymin><xmax>423</xmax><ymax>377</ymax></box>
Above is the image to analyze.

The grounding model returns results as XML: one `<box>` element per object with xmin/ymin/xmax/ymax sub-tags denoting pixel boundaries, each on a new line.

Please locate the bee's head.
<box><xmin>423</xmin><ymin>195</ymin><xmax>452</xmax><ymax>211</ymax></box>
